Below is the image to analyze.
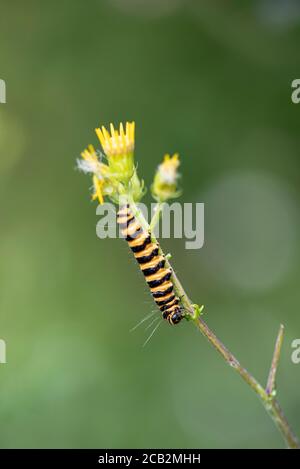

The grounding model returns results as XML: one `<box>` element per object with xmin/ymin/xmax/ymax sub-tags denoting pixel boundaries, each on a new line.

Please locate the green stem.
<box><xmin>150</xmin><ymin>202</ymin><xmax>164</xmax><ymax>232</ymax></box>
<box><xmin>128</xmin><ymin>197</ymin><xmax>300</xmax><ymax>449</ymax></box>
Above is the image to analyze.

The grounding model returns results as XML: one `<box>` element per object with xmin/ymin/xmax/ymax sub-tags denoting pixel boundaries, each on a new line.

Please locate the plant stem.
<box><xmin>129</xmin><ymin>198</ymin><xmax>300</xmax><ymax>449</ymax></box>
<box><xmin>193</xmin><ymin>318</ymin><xmax>299</xmax><ymax>449</ymax></box>
<box><xmin>150</xmin><ymin>202</ymin><xmax>163</xmax><ymax>232</ymax></box>
<box><xmin>266</xmin><ymin>324</ymin><xmax>284</xmax><ymax>396</ymax></box>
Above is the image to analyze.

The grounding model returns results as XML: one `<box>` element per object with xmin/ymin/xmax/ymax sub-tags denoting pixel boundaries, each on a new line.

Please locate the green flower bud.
<box><xmin>152</xmin><ymin>153</ymin><xmax>181</xmax><ymax>202</ymax></box>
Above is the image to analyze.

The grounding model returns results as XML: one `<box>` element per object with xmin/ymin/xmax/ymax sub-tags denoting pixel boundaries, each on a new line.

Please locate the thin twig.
<box><xmin>266</xmin><ymin>324</ymin><xmax>285</xmax><ymax>396</ymax></box>
<box><xmin>194</xmin><ymin>318</ymin><xmax>299</xmax><ymax>449</ymax></box>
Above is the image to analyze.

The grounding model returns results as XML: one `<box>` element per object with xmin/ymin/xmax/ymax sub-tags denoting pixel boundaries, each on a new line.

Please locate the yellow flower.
<box><xmin>78</xmin><ymin>144</ymin><xmax>111</xmax><ymax>204</ymax></box>
<box><xmin>95</xmin><ymin>122</ymin><xmax>135</xmax><ymax>158</ymax></box>
<box><xmin>95</xmin><ymin>122</ymin><xmax>135</xmax><ymax>183</ymax></box>
<box><xmin>78</xmin><ymin>122</ymin><xmax>145</xmax><ymax>204</ymax></box>
<box><xmin>152</xmin><ymin>153</ymin><xmax>181</xmax><ymax>202</ymax></box>
<box><xmin>92</xmin><ymin>174</ymin><xmax>105</xmax><ymax>205</ymax></box>
<box><xmin>80</xmin><ymin>144</ymin><xmax>101</xmax><ymax>172</ymax></box>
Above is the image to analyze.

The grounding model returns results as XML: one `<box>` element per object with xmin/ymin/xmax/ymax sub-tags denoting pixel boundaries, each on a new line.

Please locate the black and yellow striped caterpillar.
<box><xmin>117</xmin><ymin>204</ymin><xmax>184</xmax><ymax>325</ymax></box>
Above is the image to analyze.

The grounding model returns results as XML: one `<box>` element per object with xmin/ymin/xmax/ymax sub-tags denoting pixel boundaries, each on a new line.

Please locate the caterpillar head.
<box><xmin>167</xmin><ymin>307</ymin><xmax>184</xmax><ymax>325</ymax></box>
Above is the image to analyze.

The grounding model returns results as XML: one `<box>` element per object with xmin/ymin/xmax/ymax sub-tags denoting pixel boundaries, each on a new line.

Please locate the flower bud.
<box><xmin>152</xmin><ymin>153</ymin><xmax>181</xmax><ymax>202</ymax></box>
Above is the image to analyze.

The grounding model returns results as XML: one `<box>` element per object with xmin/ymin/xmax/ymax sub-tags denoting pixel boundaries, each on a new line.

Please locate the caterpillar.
<box><xmin>117</xmin><ymin>204</ymin><xmax>184</xmax><ymax>325</ymax></box>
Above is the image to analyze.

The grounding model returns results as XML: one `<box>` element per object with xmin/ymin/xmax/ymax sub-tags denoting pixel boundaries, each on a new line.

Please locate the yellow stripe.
<box><xmin>140</xmin><ymin>256</ymin><xmax>163</xmax><ymax>271</ymax></box>
<box><xmin>166</xmin><ymin>304</ymin><xmax>178</xmax><ymax>314</ymax></box>
<box><xmin>135</xmin><ymin>243</ymin><xmax>158</xmax><ymax>258</ymax></box>
<box><xmin>121</xmin><ymin>220</ymin><xmax>141</xmax><ymax>237</ymax></box>
<box><xmin>150</xmin><ymin>281</ymin><xmax>173</xmax><ymax>294</ymax></box>
<box><xmin>146</xmin><ymin>268</ymin><xmax>171</xmax><ymax>282</ymax></box>
<box><xmin>128</xmin><ymin>232</ymin><xmax>148</xmax><ymax>247</ymax></box>
<box><xmin>162</xmin><ymin>299</ymin><xmax>177</xmax><ymax>310</ymax></box>
<box><xmin>117</xmin><ymin>215</ymin><xmax>132</xmax><ymax>224</ymax></box>
<box><xmin>155</xmin><ymin>292</ymin><xmax>174</xmax><ymax>303</ymax></box>
<box><xmin>118</xmin><ymin>207</ymin><xmax>131</xmax><ymax>217</ymax></box>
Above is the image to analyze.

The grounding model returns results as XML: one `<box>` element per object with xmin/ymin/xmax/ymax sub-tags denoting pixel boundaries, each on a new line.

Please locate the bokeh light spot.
<box><xmin>200</xmin><ymin>171</ymin><xmax>299</xmax><ymax>292</ymax></box>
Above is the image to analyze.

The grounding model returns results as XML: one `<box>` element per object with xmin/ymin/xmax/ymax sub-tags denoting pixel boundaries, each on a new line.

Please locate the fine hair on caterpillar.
<box><xmin>117</xmin><ymin>204</ymin><xmax>184</xmax><ymax>325</ymax></box>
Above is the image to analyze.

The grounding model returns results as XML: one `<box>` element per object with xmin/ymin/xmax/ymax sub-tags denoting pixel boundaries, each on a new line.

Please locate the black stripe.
<box><xmin>147</xmin><ymin>271</ymin><xmax>172</xmax><ymax>288</ymax></box>
<box><xmin>130</xmin><ymin>236</ymin><xmax>151</xmax><ymax>253</ymax></box>
<box><xmin>152</xmin><ymin>284</ymin><xmax>173</xmax><ymax>298</ymax></box>
<box><xmin>163</xmin><ymin>307</ymin><xmax>180</xmax><ymax>320</ymax></box>
<box><xmin>117</xmin><ymin>211</ymin><xmax>132</xmax><ymax>220</ymax></box>
<box><xmin>117</xmin><ymin>215</ymin><xmax>135</xmax><ymax>228</ymax></box>
<box><xmin>117</xmin><ymin>208</ymin><xmax>130</xmax><ymax>217</ymax></box>
<box><xmin>135</xmin><ymin>247</ymin><xmax>159</xmax><ymax>264</ymax></box>
<box><xmin>125</xmin><ymin>227</ymin><xmax>143</xmax><ymax>242</ymax></box>
<box><xmin>155</xmin><ymin>294</ymin><xmax>175</xmax><ymax>307</ymax></box>
<box><xmin>142</xmin><ymin>259</ymin><xmax>165</xmax><ymax>277</ymax></box>
<box><xmin>117</xmin><ymin>206</ymin><xmax>131</xmax><ymax>218</ymax></box>
<box><xmin>160</xmin><ymin>298</ymin><xmax>179</xmax><ymax>312</ymax></box>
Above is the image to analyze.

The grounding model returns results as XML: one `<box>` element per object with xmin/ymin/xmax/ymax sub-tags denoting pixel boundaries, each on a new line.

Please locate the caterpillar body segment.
<box><xmin>117</xmin><ymin>205</ymin><xmax>184</xmax><ymax>325</ymax></box>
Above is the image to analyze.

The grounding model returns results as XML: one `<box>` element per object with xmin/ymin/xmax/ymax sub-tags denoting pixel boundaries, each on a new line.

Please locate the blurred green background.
<box><xmin>0</xmin><ymin>0</ymin><xmax>300</xmax><ymax>449</ymax></box>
